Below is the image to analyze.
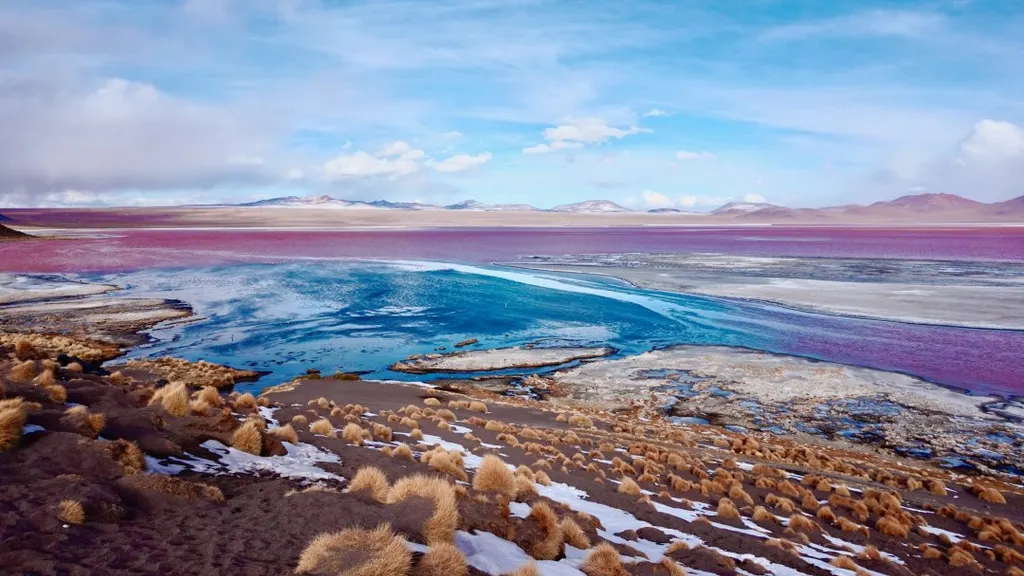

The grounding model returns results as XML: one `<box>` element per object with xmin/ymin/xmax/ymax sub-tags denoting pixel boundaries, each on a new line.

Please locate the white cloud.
<box><xmin>523</xmin><ymin>118</ymin><xmax>649</xmax><ymax>154</ymax></box>
<box><xmin>641</xmin><ymin>109</ymin><xmax>670</xmax><ymax>118</ymax></box>
<box><xmin>427</xmin><ymin>152</ymin><xmax>492</xmax><ymax>173</ymax></box>
<box><xmin>678</xmin><ymin>195</ymin><xmax>727</xmax><ymax>208</ymax></box>
<box><xmin>675</xmin><ymin>150</ymin><xmax>716</xmax><ymax>161</ymax></box>
<box><xmin>743</xmin><ymin>193</ymin><xmax>767</xmax><ymax>203</ymax></box>
<box><xmin>286</xmin><ymin>168</ymin><xmax>305</xmax><ymax>180</ymax></box>
<box><xmin>956</xmin><ymin>119</ymin><xmax>1024</xmax><ymax>165</ymax></box>
<box><xmin>323</xmin><ymin>140</ymin><xmax>426</xmax><ymax>179</ymax></box>
<box><xmin>640</xmin><ymin>190</ymin><xmax>674</xmax><ymax>209</ymax></box>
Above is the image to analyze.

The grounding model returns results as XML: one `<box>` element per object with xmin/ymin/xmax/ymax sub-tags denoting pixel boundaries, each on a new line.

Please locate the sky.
<box><xmin>1</xmin><ymin>0</ymin><xmax>1023</xmax><ymax>210</ymax></box>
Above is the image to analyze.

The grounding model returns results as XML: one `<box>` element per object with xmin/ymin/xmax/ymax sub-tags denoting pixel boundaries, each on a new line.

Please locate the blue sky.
<box><xmin>1</xmin><ymin>0</ymin><xmax>1022</xmax><ymax>209</ymax></box>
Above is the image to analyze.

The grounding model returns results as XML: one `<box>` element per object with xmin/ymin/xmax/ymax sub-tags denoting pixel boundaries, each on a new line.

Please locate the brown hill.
<box><xmin>0</xmin><ymin>222</ymin><xmax>29</xmax><ymax>239</ymax></box>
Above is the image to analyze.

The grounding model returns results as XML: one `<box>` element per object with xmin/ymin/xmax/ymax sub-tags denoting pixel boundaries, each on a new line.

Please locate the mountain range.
<box><xmin>229</xmin><ymin>192</ymin><xmax>1024</xmax><ymax>221</ymax></box>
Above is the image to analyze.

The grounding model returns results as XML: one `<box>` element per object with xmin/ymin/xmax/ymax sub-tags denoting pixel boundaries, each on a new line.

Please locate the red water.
<box><xmin>1</xmin><ymin>227</ymin><xmax>1023</xmax><ymax>273</ymax></box>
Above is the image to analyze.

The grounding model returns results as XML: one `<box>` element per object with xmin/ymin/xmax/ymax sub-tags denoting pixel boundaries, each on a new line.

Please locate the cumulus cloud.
<box><xmin>427</xmin><ymin>152</ymin><xmax>492</xmax><ymax>173</ymax></box>
<box><xmin>322</xmin><ymin>141</ymin><xmax>426</xmax><ymax>179</ymax></box>
<box><xmin>956</xmin><ymin>119</ymin><xmax>1024</xmax><ymax>165</ymax></box>
<box><xmin>523</xmin><ymin>118</ymin><xmax>649</xmax><ymax>154</ymax></box>
<box><xmin>0</xmin><ymin>78</ymin><xmax>272</xmax><ymax>199</ymax></box>
<box><xmin>640</xmin><ymin>190</ymin><xmax>674</xmax><ymax>209</ymax></box>
<box><xmin>744</xmin><ymin>193</ymin><xmax>767</xmax><ymax>203</ymax></box>
<box><xmin>678</xmin><ymin>195</ymin><xmax>727</xmax><ymax>208</ymax></box>
<box><xmin>675</xmin><ymin>150</ymin><xmax>716</xmax><ymax>161</ymax></box>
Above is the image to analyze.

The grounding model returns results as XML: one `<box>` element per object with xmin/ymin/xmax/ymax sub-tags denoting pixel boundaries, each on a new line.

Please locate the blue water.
<box><xmin>88</xmin><ymin>260</ymin><xmax>1023</xmax><ymax>397</ymax></box>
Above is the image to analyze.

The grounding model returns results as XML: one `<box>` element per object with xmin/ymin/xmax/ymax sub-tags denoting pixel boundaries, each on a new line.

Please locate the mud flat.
<box><xmin>548</xmin><ymin>345</ymin><xmax>1024</xmax><ymax>474</ymax></box>
<box><xmin>391</xmin><ymin>346</ymin><xmax>615</xmax><ymax>373</ymax></box>
<box><xmin>0</xmin><ymin>273</ymin><xmax>117</xmax><ymax>305</ymax></box>
<box><xmin>510</xmin><ymin>253</ymin><xmax>1024</xmax><ymax>330</ymax></box>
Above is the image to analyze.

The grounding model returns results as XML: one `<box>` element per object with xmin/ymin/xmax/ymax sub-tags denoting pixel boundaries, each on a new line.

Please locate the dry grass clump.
<box><xmin>423</xmin><ymin>448</ymin><xmax>468</xmax><ymax>482</ymax></box>
<box><xmin>108</xmin><ymin>370</ymin><xmax>127</xmax><ymax>385</ymax></box>
<box><xmin>231</xmin><ymin>419</ymin><xmax>263</xmax><ymax>455</ymax></box>
<box><xmin>974</xmin><ymin>486</ymin><xmax>1007</xmax><ymax>504</ymax></box>
<box><xmin>291</xmin><ymin>414</ymin><xmax>308</xmax><ymax>426</ymax></box>
<box><xmin>560</xmin><ymin>517</ymin><xmax>591</xmax><ymax>549</ymax></box>
<box><xmin>816</xmin><ymin>506</ymin><xmax>837</xmax><ymax>524</ymax></box>
<box><xmin>56</xmin><ymin>499</ymin><xmax>85</xmax><ymax>525</ymax></box>
<box><xmin>473</xmin><ymin>454</ymin><xmax>517</xmax><ymax>497</ymax></box>
<box><xmin>535</xmin><ymin>471</ymin><xmax>552</xmax><ymax>486</ymax></box>
<box><xmin>503</xmin><ymin>562</ymin><xmax>539</xmax><ymax>576</ymax></box>
<box><xmin>119</xmin><ymin>474</ymin><xmax>224</xmax><ymax>502</ymax></box>
<box><xmin>33</xmin><ymin>368</ymin><xmax>57</xmax><ymax>388</ymax></box>
<box><xmin>567</xmin><ymin>414</ymin><xmax>595</xmax><ymax>428</ymax></box>
<box><xmin>468</xmin><ymin>401</ymin><xmax>489</xmax><ymax>413</ymax></box>
<box><xmin>44</xmin><ymin>383</ymin><xmax>68</xmax><ymax>403</ymax></box>
<box><xmin>580</xmin><ymin>543</ymin><xmax>629</xmax><ymax>576</ymax></box>
<box><xmin>104</xmin><ymin>439</ymin><xmax>146</xmax><ymax>474</ymax></box>
<box><xmin>197</xmin><ymin>386</ymin><xmax>223</xmax><ymax>406</ymax></box>
<box><xmin>528</xmin><ymin>501</ymin><xmax>564</xmax><ymax>560</ymax></box>
<box><xmin>0</xmin><ymin>398</ymin><xmax>30</xmax><ymax>452</ymax></box>
<box><xmin>417</xmin><ymin>542</ymin><xmax>468</xmax><ymax>576</ymax></box>
<box><xmin>409</xmin><ymin>428</ymin><xmax>424</xmax><ymax>442</ymax></box>
<box><xmin>666</xmin><ymin>540</ymin><xmax>690</xmax><ymax>554</ymax></box>
<box><xmin>485</xmin><ymin>420</ymin><xmax>505</xmax><ymax>431</ymax></box>
<box><xmin>348</xmin><ymin>466</ymin><xmax>390</xmax><ymax>502</ymax></box>
<box><xmin>271</xmin><ymin>423</ymin><xmax>299</xmax><ymax>444</ymax></box>
<box><xmin>830</xmin><ymin>556</ymin><xmax>860</xmax><ymax>571</ymax></box>
<box><xmin>435</xmin><ymin>408</ymin><xmax>456</xmax><ymax>421</ymax></box>
<box><xmin>717</xmin><ymin>497</ymin><xmax>740</xmax><ymax>520</ymax></box>
<box><xmin>309</xmin><ymin>418</ymin><xmax>334</xmax><ymax>436</ymax></box>
<box><xmin>295</xmin><ymin>523</ymin><xmax>412</xmax><ymax>576</ymax></box>
<box><xmin>390</xmin><ymin>442</ymin><xmax>413</xmax><ymax>461</ymax></box>
<box><xmin>341</xmin><ymin>422</ymin><xmax>366</xmax><ymax>446</ymax></box>
<box><xmin>387</xmin><ymin>474</ymin><xmax>459</xmax><ymax>544</ymax></box>
<box><xmin>787</xmin><ymin>514</ymin><xmax>817</xmax><ymax>533</ymax></box>
<box><xmin>8</xmin><ymin>360</ymin><xmax>38</xmax><ymax>382</ymax></box>
<box><xmin>14</xmin><ymin>339</ymin><xmax>36</xmax><ymax>360</ymax></box>
<box><xmin>423</xmin><ymin>397</ymin><xmax>442</xmax><ymax>406</ymax></box>
<box><xmin>65</xmin><ymin>362</ymin><xmax>83</xmax><ymax>373</ymax></box>
<box><xmin>728</xmin><ymin>484</ymin><xmax>754</xmax><ymax>506</ymax></box>
<box><xmin>660</xmin><ymin>558</ymin><xmax>687</xmax><ymax>576</ymax></box>
<box><xmin>875</xmin><ymin>515</ymin><xmax>909</xmax><ymax>538</ymax></box>
<box><xmin>752</xmin><ymin>506</ymin><xmax>778</xmax><ymax>524</ymax></box>
<box><xmin>233</xmin><ymin>392</ymin><xmax>258</xmax><ymax>410</ymax></box>
<box><xmin>617</xmin><ymin>477</ymin><xmax>641</xmax><ymax>497</ymax></box>
<box><xmin>148</xmin><ymin>382</ymin><xmax>190</xmax><ymax>417</ymax></box>
<box><xmin>926</xmin><ymin>478</ymin><xmax>947</xmax><ymax>496</ymax></box>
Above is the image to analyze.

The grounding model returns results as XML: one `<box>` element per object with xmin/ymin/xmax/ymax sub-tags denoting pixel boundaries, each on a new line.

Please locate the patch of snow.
<box><xmin>455</xmin><ymin>530</ymin><xmax>585</xmax><ymax>576</ymax></box>
<box><xmin>23</xmin><ymin>424</ymin><xmax>45</xmax><ymax>434</ymax></box>
<box><xmin>918</xmin><ymin>525</ymin><xmax>964</xmax><ymax>542</ymax></box>
<box><xmin>200</xmin><ymin>440</ymin><xmax>343</xmax><ymax>481</ymax></box>
<box><xmin>509</xmin><ymin>502</ymin><xmax>531</xmax><ymax>519</ymax></box>
<box><xmin>259</xmin><ymin>406</ymin><xmax>280</xmax><ymax>427</ymax></box>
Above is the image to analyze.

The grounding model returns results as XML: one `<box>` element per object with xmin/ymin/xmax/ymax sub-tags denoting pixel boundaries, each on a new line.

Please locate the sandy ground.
<box><xmin>511</xmin><ymin>258</ymin><xmax>1024</xmax><ymax>330</ymax></box>
<box><xmin>392</xmin><ymin>346</ymin><xmax>615</xmax><ymax>373</ymax></box>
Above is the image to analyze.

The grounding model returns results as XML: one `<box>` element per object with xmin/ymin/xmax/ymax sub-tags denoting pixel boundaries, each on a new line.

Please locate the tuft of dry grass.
<box><xmin>341</xmin><ymin>422</ymin><xmax>365</xmax><ymax>446</ymax></box>
<box><xmin>14</xmin><ymin>339</ymin><xmax>36</xmax><ymax>360</ymax></box>
<box><xmin>348</xmin><ymin>466</ymin><xmax>391</xmax><ymax>502</ymax></box>
<box><xmin>528</xmin><ymin>501</ymin><xmax>564</xmax><ymax>560</ymax></box>
<box><xmin>423</xmin><ymin>397</ymin><xmax>442</xmax><ymax>406</ymax></box>
<box><xmin>295</xmin><ymin>523</ymin><xmax>412</xmax><ymax>576</ymax></box>
<box><xmin>9</xmin><ymin>360</ymin><xmax>38</xmax><ymax>382</ymax></box>
<box><xmin>391</xmin><ymin>442</ymin><xmax>414</xmax><ymax>461</ymax></box>
<box><xmin>535</xmin><ymin>471</ymin><xmax>552</xmax><ymax>486</ymax></box>
<box><xmin>309</xmin><ymin>418</ymin><xmax>334</xmax><ymax>436</ymax></box>
<box><xmin>105</xmin><ymin>439</ymin><xmax>146</xmax><ymax>474</ymax></box>
<box><xmin>409</xmin><ymin>428</ymin><xmax>424</xmax><ymax>442</ymax></box>
<box><xmin>149</xmin><ymin>382</ymin><xmax>190</xmax><ymax>417</ymax></box>
<box><xmin>560</xmin><ymin>517</ymin><xmax>591</xmax><ymax>549</ymax></box>
<box><xmin>567</xmin><ymin>414</ymin><xmax>594</xmax><ymax>428</ymax></box>
<box><xmin>197</xmin><ymin>386</ymin><xmax>223</xmax><ymax>406</ymax></box>
<box><xmin>717</xmin><ymin>497</ymin><xmax>740</xmax><ymax>520</ymax></box>
<box><xmin>976</xmin><ymin>487</ymin><xmax>1007</xmax><ymax>504</ymax></box>
<box><xmin>468</xmin><ymin>401</ymin><xmax>489</xmax><ymax>413</ymax></box>
<box><xmin>426</xmin><ymin>449</ymin><xmax>469</xmax><ymax>482</ymax></box>
<box><xmin>787</xmin><ymin>514</ymin><xmax>817</xmax><ymax>533</ymax></box>
<box><xmin>56</xmin><ymin>499</ymin><xmax>85</xmax><ymax>525</ymax></box>
<box><xmin>502</xmin><ymin>562</ymin><xmax>539</xmax><ymax>576</ymax></box>
<box><xmin>926</xmin><ymin>478</ymin><xmax>947</xmax><ymax>496</ymax></box>
<box><xmin>291</xmin><ymin>414</ymin><xmax>308</xmax><ymax>426</ymax></box>
<box><xmin>271</xmin><ymin>423</ymin><xmax>299</xmax><ymax>444</ymax></box>
<box><xmin>34</xmin><ymin>368</ymin><xmax>57</xmax><ymax>388</ymax></box>
<box><xmin>65</xmin><ymin>362</ymin><xmax>83</xmax><ymax>373</ymax></box>
<box><xmin>830</xmin><ymin>556</ymin><xmax>860</xmax><ymax>571</ymax></box>
<box><xmin>418</xmin><ymin>542</ymin><xmax>468</xmax><ymax>576</ymax></box>
<box><xmin>875</xmin><ymin>515</ymin><xmax>909</xmax><ymax>538</ymax></box>
<box><xmin>473</xmin><ymin>454</ymin><xmax>517</xmax><ymax>498</ymax></box>
<box><xmin>231</xmin><ymin>420</ymin><xmax>263</xmax><ymax>455</ymax></box>
<box><xmin>580</xmin><ymin>542</ymin><xmax>629</xmax><ymax>576</ymax></box>
<box><xmin>617</xmin><ymin>477</ymin><xmax>641</xmax><ymax>497</ymax></box>
<box><xmin>119</xmin><ymin>474</ymin><xmax>224</xmax><ymax>502</ymax></box>
<box><xmin>666</xmin><ymin>539</ymin><xmax>690</xmax><ymax>554</ymax></box>
<box><xmin>752</xmin><ymin>506</ymin><xmax>778</xmax><ymax>524</ymax></box>
<box><xmin>0</xmin><ymin>400</ymin><xmax>28</xmax><ymax>452</ymax></box>
<box><xmin>816</xmin><ymin>506</ymin><xmax>837</xmax><ymax>524</ymax></box>
<box><xmin>660</xmin><ymin>558</ymin><xmax>687</xmax><ymax>576</ymax></box>
<box><xmin>388</xmin><ymin>474</ymin><xmax>459</xmax><ymax>545</ymax></box>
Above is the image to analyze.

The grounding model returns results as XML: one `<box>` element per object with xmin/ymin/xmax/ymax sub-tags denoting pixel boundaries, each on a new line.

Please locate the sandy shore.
<box><xmin>510</xmin><ymin>255</ymin><xmax>1024</xmax><ymax>330</ymax></box>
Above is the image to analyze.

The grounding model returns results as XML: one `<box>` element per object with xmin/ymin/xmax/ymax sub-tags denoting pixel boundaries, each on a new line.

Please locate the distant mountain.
<box><xmin>239</xmin><ymin>195</ymin><xmax>380</xmax><ymax>209</ymax></box>
<box><xmin>983</xmin><ymin>195</ymin><xmax>1024</xmax><ymax>217</ymax></box>
<box><xmin>647</xmin><ymin>208</ymin><xmax>705</xmax><ymax>214</ymax></box>
<box><xmin>711</xmin><ymin>201</ymin><xmax>779</xmax><ymax>215</ymax></box>
<box><xmin>869</xmin><ymin>193</ymin><xmax>984</xmax><ymax>212</ymax></box>
<box><xmin>0</xmin><ymin>223</ymin><xmax>28</xmax><ymax>239</ymax></box>
<box><xmin>552</xmin><ymin>200</ymin><xmax>631</xmax><ymax>213</ymax></box>
<box><xmin>0</xmin><ymin>212</ymin><xmax>10</xmax><ymax>222</ymax></box>
<box><xmin>444</xmin><ymin>200</ymin><xmax>540</xmax><ymax>212</ymax></box>
<box><xmin>366</xmin><ymin>200</ymin><xmax>440</xmax><ymax>210</ymax></box>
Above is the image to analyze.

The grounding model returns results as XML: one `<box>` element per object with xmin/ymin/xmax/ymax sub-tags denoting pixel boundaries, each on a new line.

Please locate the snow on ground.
<box><xmin>143</xmin><ymin>440</ymin><xmax>343</xmax><ymax>482</ymax></box>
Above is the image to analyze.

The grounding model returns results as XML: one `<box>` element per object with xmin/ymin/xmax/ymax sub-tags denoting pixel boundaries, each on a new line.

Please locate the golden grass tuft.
<box><xmin>418</xmin><ymin>542</ymin><xmax>468</xmax><ymax>576</ymax></box>
<box><xmin>535</xmin><ymin>471</ymin><xmax>552</xmax><ymax>486</ymax></box>
<box><xmin>922</xmin><ymin>546</ymin><xmax>943</xmax><ymax>559</ymax></box>
<box><xmin>119</xmin><ymin>474</ymin><xmax>224</xmax><ymax>502</ymax></box>
<box><xmin>857</xmin><ymin>544</ymin><xmax>882</xmax><ymax>561</ymax></box>
<box><xmin>197</xmin><ymin>386</ymin><xmax>223</xmax><ymax>406</ymax></box>
<box><xmin>87</xmin><ymin>412</ymin><xmax>106</xmax><ymax>434</ymax></box>
<box><xmin>66</xmin><ymin>362</ymin><xmax>83</xmax><ymax>373</ymax></box>
<box><xmin>580</xmin><ymin>542</ymin><xmax>629</xmax><ymax>576</ymax></box>
<box><xmin>426</xmin><ymin>449</ymin><xmax>469</xmax><ymax>482</ymax></box>
<box><xmin>190</xmin><ymin>399</ymin><xmax>213</xmax><ymax>416</ymax></box>
<box><xmin>149</xmin><ymin>382</ymin><xmax>190</xmax><ymax>417</ymax></box>
<box><xmin>926</xmin><ymin>478</ymin><xmax>947</xmax><ymax>496</ymax></box>
<box><xmin>660</xmin><ymin>558</ymin><xmax>687</xmax><ymax>576</ymax></box>
<box><xmin>233</xmin><ymin>392</ymin><xmax>257</xmax><ymax>410</ymax></box>
<box><xmin>34</xmin><ymin>368</ymin><xmax>57</xmax><ymax>388</ymax></box>
<box><xmin>9</xmin><ymin>360</ymin><xmax>38</xmax><ymax>382</ymax></box>
<box><xmin>816</xmin><ymin>506</ymin><xmax>837</xmax><ymax>524</ymax></box>
<box><xmin>473</xmin><ymin>454</ymin><xmax>517</xmax><ymax>497</ymax></box>
<box><xmin>875</xmin><ymin>515</ymin><xmax>909</xmax><ymax>538</ymax></box>
<box><xmin>485</xmin><ymin>420</ymin><xmax>505</xmax><ymax>431</ymax></box>
<box><xmin>752</xmin><ymin>506</ymin><xmax>778</xmax><ymax>524</ymax></box>
<box><xmin>44</xmin><ymin>383</ymin><xmax>67</xmax><ymax>403</ymax></box>
<box><xmin>106</xmin><ymin>439</ymin><xmax>147</xmax><ymax>474</ymax></box>
<box><xmin>14</xmin><ymin>339</ymin><xmax>36</xmax><ymax>360</ymax></box>
<box><xmin>977</xmin><ymin>487</ymin><xmax>1007</xmax><ymax>504</ymax></box>
<box><xmin>515</xmin><ymin>474</ymin><xmax>536</xmax><ymax>497</ymax></box>
<box><xmin>231</xmin><ymin>419</ymin><xmax>263</xmax><ymax>455</ymax></box>
<box><xmin>310</xmin><ymin>418</ymin><xmax>334</xmax><ymax>436</ymax></box>
<box><xmin>617</xmin><ymin>477</ymin><xmax>641</xmax><ymax>496</ymax></box>
<box><xmin>436</xmin><ymin>408</ymin><xmax>456</xmax><ymax>421</ymax></box>
<box><xmin>391</xmin><ymin>442</ymin><xmax>413</xmax><ymax>461</ymax></box>
<box><xmin>409</xmin><ymin>428</ymin><xmax>424</xmax><ymax>442</ymax></box>
<box><xmin>109</xmin><ymin>370</ymin><xmax>127</xmax><ymax>385</ymax></box>
<box><xmin>291</xmin><ymin>414</ymin><xmax>308</xmax><ymax>426</ymax></box>
<box><xmin>295</xmin><ymin>523</ymin><xmax>412</xmax><ymax>575</ymax></box>
<box><xmin>468</xmin><ymin>401</ymin><xmax>489</xmax><ymax>413</ymax></box>
<box><xmin>666</xmin><ymin>539</ymin><xmax>690</xmax><ymax>554</ymax></box>
<box><xmin>568</xmin><ymin>414</ymin><xmax>594</xmax><ymax>428</ymax></box>
<box><xmin>787</xmin><ymin>514</ymin><xmax>817</xmax><ymax>533</ymax></box>
<box><xmin>387</xmin><ymin>474</ymin><xmax>459</xmax><ymax>545</ymax></box>
<box><xmin>348</xmin><ymin>466</ymin><xmax>391</xmax><ymax>502</ymax></box>
<box><xmin>271</xmin><ymin>423</ymin><xmax>299</xmax><ymax>444</ymax></box>
<box><xmin>728</xmin><ymin>484</ymin><xmax>754</xmax><ymax>506</ymax></box>
<box><xmin>560</xmin><ymin>517</ymin><xmax>591</xmax><ymax>549</ymax></box>
<box><xmin>56</xmin><ymin>499</ymin><xmax>85</xmax><ymax>525</ymax></box>
<box><xmin>423</xmin><ymin>397</ymin><xmax>442</xmax><ymax>406</ymax></box>
<box><xmin>528</xmin><ymin>501</ymin><xmax>563</xmax><ymax>560</ymax></box>
<box><xmin>717</xmin><ymin>497</ymin><xmax>740</xmax><ymax>520</ymax></box>
<box><xmin>341</xmin><ymin>422</ymin><xmax>365</xmax><ymax>446</ymax></box>
<box><xmin>0</xmin><ymin>401</ymin><xmax>28</xmax><ymax>452</ymax></box>
<box><xmin>830</xmin><ymin>556</ymin><xmax>860</xmax><ymax>571</ymax></box>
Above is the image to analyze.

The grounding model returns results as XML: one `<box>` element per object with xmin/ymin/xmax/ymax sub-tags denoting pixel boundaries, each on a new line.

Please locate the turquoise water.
<box><xmin>93</xmin><ymin>260</ymin><xmax>1024</xmax><ymax>397</ymax></box>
